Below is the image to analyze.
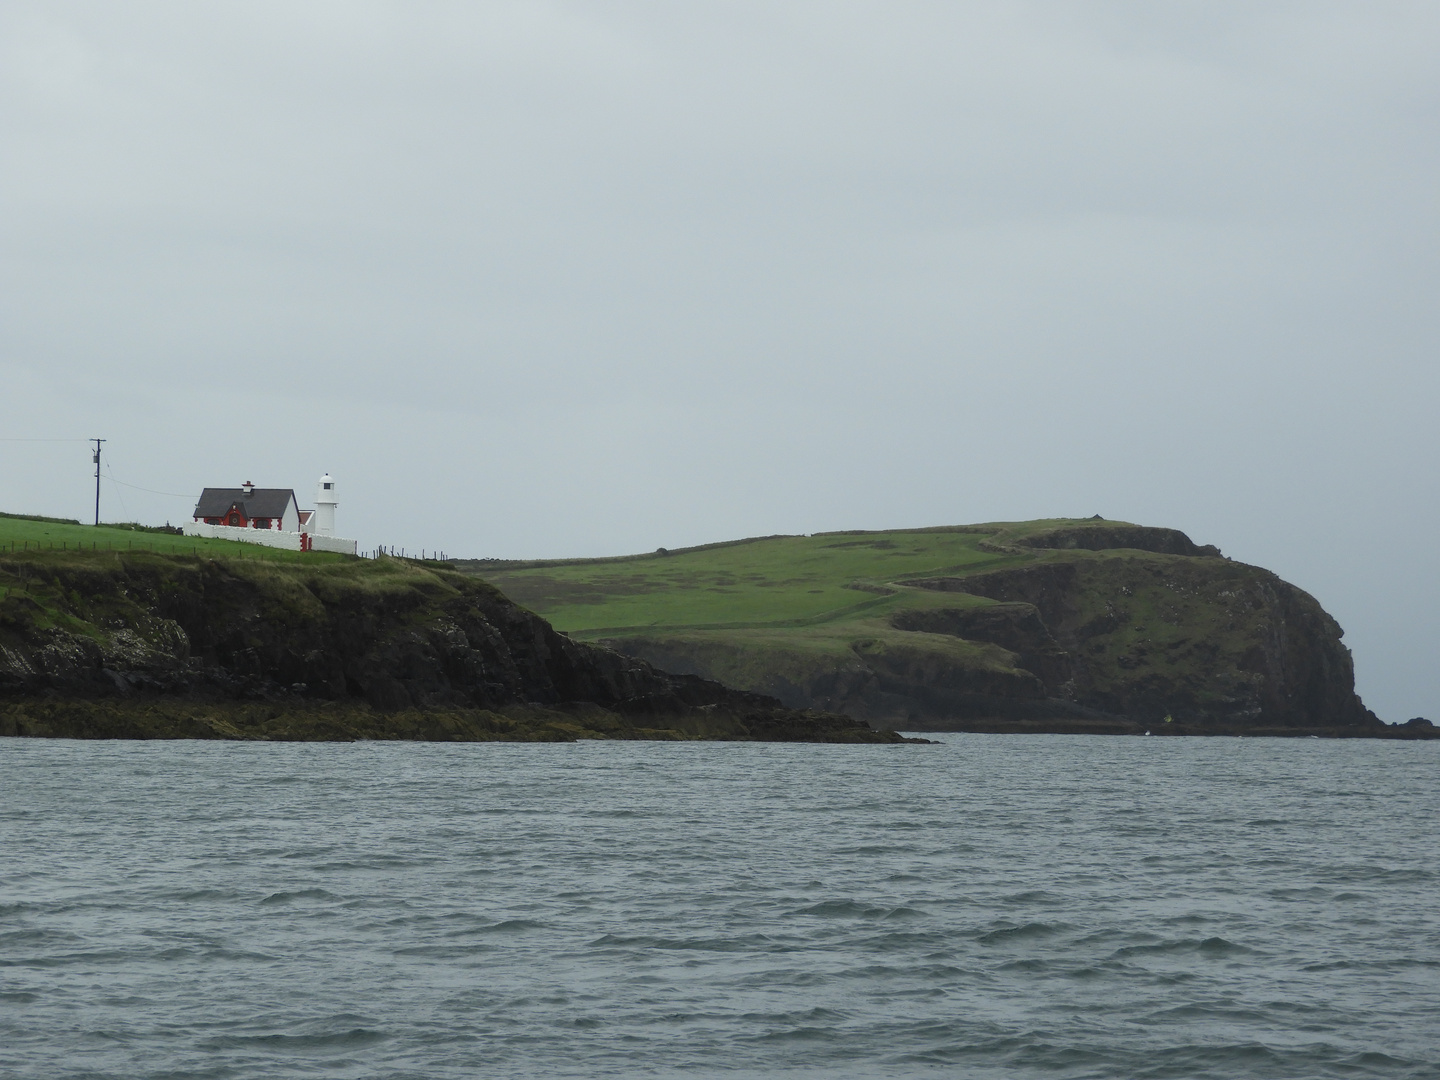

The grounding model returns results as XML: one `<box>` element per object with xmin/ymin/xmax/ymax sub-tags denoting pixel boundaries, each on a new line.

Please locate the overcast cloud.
<box><xmin>2</xmin><ymin>1</ymin><xmax>1437</xmax><ymax>720</ymax></box>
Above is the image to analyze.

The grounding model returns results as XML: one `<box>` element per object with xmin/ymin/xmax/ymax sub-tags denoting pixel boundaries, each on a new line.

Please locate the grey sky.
<box><xmin>3</xmin><ymin>1</ymin><xmax>1437</xmax><ymax>720</ymax></box>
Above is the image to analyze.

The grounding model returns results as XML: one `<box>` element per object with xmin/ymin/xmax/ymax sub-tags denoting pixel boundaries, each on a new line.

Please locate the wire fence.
<box><xmin>369</xmin><ymin>546</ymin><xmax>449</xmax><ymax>561</ymax></box>
<box><xmin>1</xmin><ymin>538</ymin><xmax>456</xmax><ymax>565</ymax></box>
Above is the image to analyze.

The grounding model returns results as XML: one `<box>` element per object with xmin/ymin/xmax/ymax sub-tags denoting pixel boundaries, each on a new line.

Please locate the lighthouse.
<box><xmin>313</xmin><ymin>473</ymin><xmax>337</xmax><ymax>536</ymax></box>
<box><xmin>184</xmin><ymin>472</ymin><xmax>357</xmax><ymax>555</ymax></box>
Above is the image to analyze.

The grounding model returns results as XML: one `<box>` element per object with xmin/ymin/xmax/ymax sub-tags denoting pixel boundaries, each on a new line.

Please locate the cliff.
<box><xmin>470</xmin><ymin>520</ymin><xmax>1431</xmax><ymax>738</ymax></box>
<box><xmin>0</xmin><ymin>550</ymin><xmax>908</xmax><ymax>743</ymax></box>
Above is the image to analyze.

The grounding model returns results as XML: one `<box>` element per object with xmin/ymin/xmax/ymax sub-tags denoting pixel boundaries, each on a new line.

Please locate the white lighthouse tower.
<box><xmin>313</xmin><ymin>473</ymin><xmax>337</xmax><ymax>536</ymax></box>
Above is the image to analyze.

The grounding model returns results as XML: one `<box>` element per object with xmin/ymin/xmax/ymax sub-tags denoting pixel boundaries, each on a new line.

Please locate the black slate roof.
<box><xmin>193</xmin><ymin>488</ymin><xmax>297</xmax><ymax>520</ymax></box>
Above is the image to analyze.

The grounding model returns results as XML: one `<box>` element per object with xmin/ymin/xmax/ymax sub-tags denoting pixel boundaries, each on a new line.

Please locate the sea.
<box><xmin>1</xmin><ymin>735</ymin><xmax>1437</xmax><ymax>1079</ymax></box>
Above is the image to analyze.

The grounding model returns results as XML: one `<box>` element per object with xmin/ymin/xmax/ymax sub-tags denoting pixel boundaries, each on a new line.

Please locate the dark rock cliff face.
<box><xmin>0</xmin><ymin>554</ymin><xmax>903</xmax><ymax>742</ymax></box>
<box><xmin>1011</xmin><ymin>525</ymin><xmax>1222</xmax><ymax>558</ymax></box>
<box><xmin>909</xmin><ymin>553</ymin><xmax>1378</xmax><ymax>732</ymax></box>
<box><xmin>889</xmin><ymin>604</ymin><xmax>1073</xmax><ymax>691</ymax></box>
<box><xmin>605</xmin><ymin>529</ymin><xmax>1408</xmax><ymax>737</ymax></box>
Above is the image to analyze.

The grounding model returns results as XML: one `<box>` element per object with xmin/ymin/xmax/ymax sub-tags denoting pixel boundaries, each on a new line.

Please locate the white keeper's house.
<box><xmin>183</xmin><ymin>474</ymin><xmax>357</xmax><ymax>554</ymax></box>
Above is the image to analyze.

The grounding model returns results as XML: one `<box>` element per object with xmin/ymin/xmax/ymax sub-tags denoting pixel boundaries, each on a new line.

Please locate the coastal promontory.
<box><xmin>0</xmin><ymin>524</ymin><xmax>907</xmax><ymax>743</ymax></box>
<box><xmin>466</xmin><ymin>519</ymin><xmax>1432</xmax><ymax>738</ymax></box>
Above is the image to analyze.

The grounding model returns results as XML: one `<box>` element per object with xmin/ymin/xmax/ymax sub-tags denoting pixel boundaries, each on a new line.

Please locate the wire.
<box><xmin>0</xmin><ymin>437</ymin><xmax>91</xmax><ymax>442</ymax></box>
<box><xmin>104</xmin><ymin>474</ymin><xmax>195</xmax><ymax>499</ymax></box>
<box><xmin>103</xmin><ymin>465</ymin><xmax>131</xmax><ymax>521</ymax></box>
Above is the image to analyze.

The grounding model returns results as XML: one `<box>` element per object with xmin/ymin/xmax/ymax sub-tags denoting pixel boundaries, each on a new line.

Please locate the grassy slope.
<box><xmin>463</xmin><ymin>518</ymin><xmax>1388</xmax><ymax>734</ymax></box>
<box><xmin>468</xmin><ymin>525</ymin><xmax>1062</xmax><ymax>633</ymax></box>
<box><xmin>0</xmin><ymin>527</ymin><xmax>907</xmax><ymax>743</ymax></box>
<box><xmin>0</xmin><ymin>512</ymin><xmax>351</xmax><ymax>635</ymax></box>
<box><xmin>0</xmin><ymin>512</ymin><xmax>348</xmax><ymax>564</ymax></box>
<box><xmin>464</xmin><ymin>522</ymin><xmax>1093</xmax><ymax>696</ymax></box>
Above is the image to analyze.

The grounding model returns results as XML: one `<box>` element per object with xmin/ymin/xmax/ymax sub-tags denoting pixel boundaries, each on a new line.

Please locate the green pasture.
<box><xmin>0</xmin><ymin>522</ymin><xmax>415</xmax><ymax>637</ymax></box>
<box><xmin>466</xmin><ymin>521</ymin><xmax>1088</xmax><ymax>635</ymax></box>
<box><xmin>0</xmin><ymin>512</ymin><xmax>348</xmax><ymax>564</ymax></box>
<box><xmin>461</xmin><ymin>517</ymin><xmax>1249</xmax><ymax>722</ymax></box>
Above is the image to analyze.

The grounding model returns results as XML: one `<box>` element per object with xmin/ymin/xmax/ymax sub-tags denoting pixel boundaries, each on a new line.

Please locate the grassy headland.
<box><xmin>462</xmin><ymin>520</ymin><xmax>1418</xmax><ymax>737</ymax></box>
<box><xmin>0</xmin><ymin>522</ymin><xmax>908</xmax><ymax>743</ymax></box>
<box><xmin>459</xmin><ymin>525</ymin><xmax>1056</xmax><ymax>633</ymax></box>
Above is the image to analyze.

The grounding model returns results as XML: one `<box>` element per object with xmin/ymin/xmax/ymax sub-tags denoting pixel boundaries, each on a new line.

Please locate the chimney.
<box><xmin>242</xmin><ymin>481</ymin><xmax>255</xmax><ymax>496</ymax></box>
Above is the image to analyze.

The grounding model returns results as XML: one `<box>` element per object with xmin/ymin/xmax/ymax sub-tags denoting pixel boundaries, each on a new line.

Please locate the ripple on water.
<box><xmin>976</xmin><ymin>921</ymin><xmax>1072</xmax><ymax>944</ymax></box>
<box><xmin>791</xmin><ymin>899</ymin><xmax>927</xmax><ymax>919</ymax></box>
<box><xmin>199</xmin><ymin>1026</ymin><xmax>389</xmax><ymax>1054</ymax></box>
<box><xmin>257</xmin><ymin>888</ymin><xmax>341</xmax><ymax>905</ymax></box>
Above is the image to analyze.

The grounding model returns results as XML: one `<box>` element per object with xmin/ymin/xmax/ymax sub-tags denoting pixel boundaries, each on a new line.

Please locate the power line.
<box><xmin>104</xmin><ymin>474</ymin><xmax>195</xmax><ymax>499</ymax></box>
<box><xmin>3</xmin><ymin>436</ymin><xmax>196</xmax><ymax>515</ymax></box>
<box><xmin>103</xmin><ymin>464</ymin><xmax>131</xmax><ymax>522</ymax></box>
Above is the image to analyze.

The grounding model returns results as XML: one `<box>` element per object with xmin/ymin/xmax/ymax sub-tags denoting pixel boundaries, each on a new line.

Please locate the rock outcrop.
<box><xmin>1009</xmin><ymin>524</ymin><xmax>1223</xmax><ymax>558</ymax></box>
<box><xmin>600</xmin><ymin>527</ymin><xmax>1426</xmax><ymax>738</ymax></box>
<box><xmin>903</xmin><ymin>550</ymin><xmax>1379</xmax><ymax>733</ymax></box>
<box><xmin>0</xmin><ymin>552</ymin><xmax>909</xmax><ymax>742</ymax></box>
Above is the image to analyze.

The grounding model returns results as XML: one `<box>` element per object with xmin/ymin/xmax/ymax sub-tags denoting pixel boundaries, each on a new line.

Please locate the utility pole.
<box><xmin>91</xmin><ymin>438</ymin><xmax>106</xmax><ymax>526</ymax></box>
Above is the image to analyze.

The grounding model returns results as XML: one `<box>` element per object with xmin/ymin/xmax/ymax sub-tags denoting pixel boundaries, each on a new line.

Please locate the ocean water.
<box><xmin>1</xmin><ymin>736</ymin><xmax>1437</xmax><ymax>1080</ymax></box>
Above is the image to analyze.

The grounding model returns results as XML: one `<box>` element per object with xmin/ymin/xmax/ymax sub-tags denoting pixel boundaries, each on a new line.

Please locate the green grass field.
<box><xmin>460</xmin><ymin>518</ymin><xmax>1288</xmax><ymax>729</ymax></box>
<box><xmin>459</xmin><ymin>520</ymin><xmax>1121</xmax><ymax>716</ymax></box>
<box><xmin>0</xmin><ymin>512</ymin><xmax>349</xmax><ymax>564</ymax></box>
<box><xmin>464</xmin><ymin>521</ymin><xmax>1088</xmax><ymax>635</ymax></box>
<box><xmin>0</xmin><ymin>512</ymin><xmax>375</xmax><ymax>641</ymax></box>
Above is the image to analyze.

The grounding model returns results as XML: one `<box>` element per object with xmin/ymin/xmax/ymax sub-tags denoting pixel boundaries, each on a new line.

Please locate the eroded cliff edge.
<box><xmin>597</xmin><ymin>525</ymin><xmax>1431</xmax><ymax>737</ymax></box>
<box><xmin>0</xmin><ymin>552</ymin><xmax>909</xmax><ymax>742</ymax></box>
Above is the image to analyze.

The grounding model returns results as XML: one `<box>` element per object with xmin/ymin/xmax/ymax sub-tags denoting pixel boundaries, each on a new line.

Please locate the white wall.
<box><xmin>309</xmin><ymin>534</ymin><xmax>358</xmax><ymax>555</ymax></box>
<box><xmin>184</xmin><ymin>522</ymin><xmax>300</xmax><ymax>549</ymax></box>
<box><xmin>182</xmin><ymin>522</ymin><xmax>357</xmax><ymax>555</ymax></box>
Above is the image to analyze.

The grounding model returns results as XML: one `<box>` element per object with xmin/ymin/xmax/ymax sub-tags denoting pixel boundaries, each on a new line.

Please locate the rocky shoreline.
<box><xmin>0</xmin><ymin>551</ymin><xmax>915</xmax><ymax>743</ymax></box>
